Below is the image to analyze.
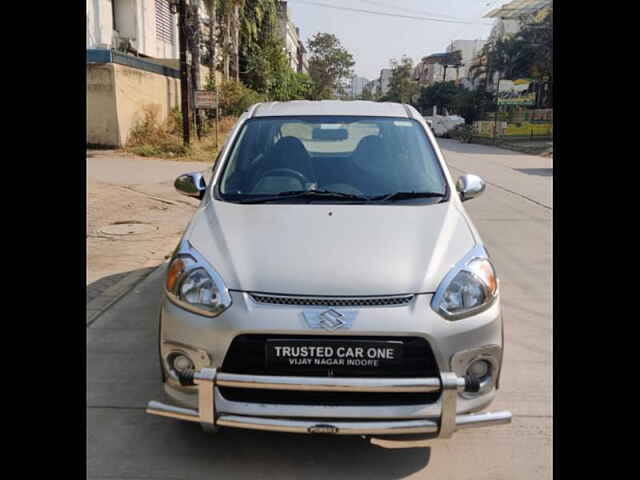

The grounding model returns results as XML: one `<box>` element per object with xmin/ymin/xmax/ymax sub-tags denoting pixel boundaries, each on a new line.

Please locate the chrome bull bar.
<box><xmin>146</xmin><ymin>369</ymin><xmax>512</xmax><ymax>437</ymax></box>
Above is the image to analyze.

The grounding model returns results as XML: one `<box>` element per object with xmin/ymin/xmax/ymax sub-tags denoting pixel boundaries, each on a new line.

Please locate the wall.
<box><xmin>473</xmin><ymin>119</ymin><xmax>552</xmax><ymax>138</ymax></box>
<box><xmin>113</xmin><ymin>63</ymin><xmax>181</xmax><ymax>146</ymax></box>
<box><xmin>87</xmin><ymin>64</ymin><xmax>120</xmax><ymax>146</ymax></box>
<box><xmin>87</xmin><ymin>62</ymin><xmax>181</xmax><ymax>147</ymax></box>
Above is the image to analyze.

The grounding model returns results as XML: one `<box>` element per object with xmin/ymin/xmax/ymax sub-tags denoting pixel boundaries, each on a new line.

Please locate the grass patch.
<box><xmin>125</xmin><ymin>105</ymin><xmax>237</xmax><ymax>162</ymax></box>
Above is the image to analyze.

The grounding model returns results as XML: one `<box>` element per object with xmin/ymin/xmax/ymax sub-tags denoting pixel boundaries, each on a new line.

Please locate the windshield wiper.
<box><xmin>233</xmin><ymin>189</ymin><xmax>372</xmax><ymax>204</ymax></box>
<box><xmin>369</xmin><ymin>191</ymin><xmax>447</xmax><ymax>202</ymax></box>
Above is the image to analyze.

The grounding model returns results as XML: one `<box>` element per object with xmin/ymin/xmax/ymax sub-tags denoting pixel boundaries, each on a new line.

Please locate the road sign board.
<box><xmin>193</xmin><ymin>90</ymin><xmax>217</xmax><ymax>109</ymax></box>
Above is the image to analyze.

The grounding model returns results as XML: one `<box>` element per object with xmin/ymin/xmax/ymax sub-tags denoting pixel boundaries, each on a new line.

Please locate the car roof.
<box><xmin>251</xmin><ymin>100</ymin><xmax>412</xmax><ymax>118</ymax></box>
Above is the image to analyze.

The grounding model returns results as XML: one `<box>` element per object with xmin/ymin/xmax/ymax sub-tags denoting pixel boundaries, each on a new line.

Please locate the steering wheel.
<box><xmin>258</xmin><ymin>168</ymin><xmax>309</xmax><ymax>188</ymax></box>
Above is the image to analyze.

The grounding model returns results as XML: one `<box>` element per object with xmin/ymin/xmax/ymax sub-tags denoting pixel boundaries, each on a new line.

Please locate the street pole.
<box><xmin>215</xmin><ymin>86</ymin><xmax>219</xmax><ymax>150</ymax></box>
<box><xmin>494</xmin><ymin>73</ymin><xmax>500</xmax><ymax>145</ymax></box>
<box><xmin>178</xmin><ymin>0</ymin><xmax>191</xmax><ymax>146</ymax></box>
<box><xmin>189</xmin><ymin>1</ymin><xmax>203</xmax><ymax>140</ymax></box>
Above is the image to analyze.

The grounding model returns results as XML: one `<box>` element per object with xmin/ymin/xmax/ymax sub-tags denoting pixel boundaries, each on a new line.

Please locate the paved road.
<box><xmin>87</xmin><ymin>141</ymin><xmax>552</xmax><ymax>479</ymax></box>
<box><xmin>87</xmin><ymin>150</ymin><xmax>210</xmax><ymax>186</ymax></box>
<box><xmin>87</xmin><ymin>151</ymin><xmax>204</xmax><ymax>304</ymax></box>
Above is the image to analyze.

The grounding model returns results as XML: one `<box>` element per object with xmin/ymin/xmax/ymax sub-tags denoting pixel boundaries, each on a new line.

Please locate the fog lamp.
<box><xmin>171</xmin><ymin>354</ymin><xmax>194</xmax><ymax>373</ymax></box>
<box><xmin>468</xmin><ymin>359</ymin><xmax>490</xmax><ymax>379</ymax></box>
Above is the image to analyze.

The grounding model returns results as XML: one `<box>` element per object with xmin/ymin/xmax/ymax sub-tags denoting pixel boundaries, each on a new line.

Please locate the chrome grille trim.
<box><xmin>248</xmin><ymin>293</ymin><xmax>415</xmax><ymax>307</ymax></box>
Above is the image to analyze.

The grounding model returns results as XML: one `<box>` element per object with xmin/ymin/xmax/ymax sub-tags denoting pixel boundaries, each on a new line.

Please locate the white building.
<box><xmin>445</xmin><ymin>40</ymin><xmax>486</xmax><ymax>83</ymax></box>
<box><xmin>485</xmin><ymin>0</ymin><xmax>552</xmax><ymax>42</ymax></box>
<box><xmin>349</xmin><ymin>76</ymin><xmax>369</xmax><ymax>98</ymax></box>
<box><xmin>429</xmin><ymin>62</ymin><xmax>459</xmax><ymax>84</ymax></box>
<box><xmin>277</xmin><ymin>2</ymin><xmax>308</xmax><ymax>74</ymax></box>
<box><xmin>487</xmin><ymin>18</ymin><xmax>521</xmax><ymax>42</ymax></box>
<box><xmin>86</xmin><ymin>0</ymin><xmax>188</xmax><ymax>59</ymax></box>
<box><xmin>413</xmin><ymin>53</ymin><xmax>457</xmax><ymax>87</ymax></box>
<box><xmin>378</xmin><ymin>68</ymin><xmax>393</xmax><ymax>95</ymax></box>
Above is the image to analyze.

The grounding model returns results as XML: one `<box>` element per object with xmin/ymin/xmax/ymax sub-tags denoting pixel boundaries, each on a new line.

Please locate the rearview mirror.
<box><xmin>312</xmin><ymin>127</ymin><xmax>348</xmax><ymax>141</ymax></box>
<box><xmin>456</xmin><ymin>174</ymin><xmax>485</xmax><ymax>202</ymax></box>
<box><xmin>175</xmin><ymin>172</ymin><xmax>206</xmax><ymax>199</ymax></box>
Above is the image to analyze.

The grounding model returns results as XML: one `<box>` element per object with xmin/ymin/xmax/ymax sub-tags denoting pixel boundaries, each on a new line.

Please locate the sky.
<box><xmin>286</xmin><ymin>0</ymin><xmax>502</xmax><ymax>80</ymax></box>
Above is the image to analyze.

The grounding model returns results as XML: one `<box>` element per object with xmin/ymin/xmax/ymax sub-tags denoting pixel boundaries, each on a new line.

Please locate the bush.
<box><xmin>127</xmin><ymin>105</ymin><xmax>170</xmax><ymax>146</ymax></box>
<box><xmin>125</xmin><ymin>103</ymin><xmax>240</xmax><ymax>161</ymax></box>
<box><xmin>217</xmin><ymin>80</ymin><xmax>266</xmax><ymax>117</ymax></box>
<box><xmin>126</xmin><ymin>104</ymin><xmax>189</xmax><ymax>157</ymax></box>
<box><xmin>450</xmin><ymin>87</ymin><xmax>496</xmax><ymax>125</ymax></box>
<box><xmin>166</xmin><ymin>106</ymin><xmax>183</xmax><ymax>136</ymax></box>
<box><xmin>449</xmin><ymin>124</ymin><xmax>474</xmax><ymax>143</ymax></box>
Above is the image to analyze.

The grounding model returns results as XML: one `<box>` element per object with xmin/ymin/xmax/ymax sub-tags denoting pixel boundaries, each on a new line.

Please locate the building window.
<box><xmin>155</xmin><ymin>0</ymin><xmax>175</xmax><ymax>45</ymax></box>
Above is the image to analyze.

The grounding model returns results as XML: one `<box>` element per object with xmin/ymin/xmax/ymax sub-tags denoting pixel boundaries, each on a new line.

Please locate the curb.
<box><xmin>86</xmin><ymin>264</ymin><xmax>163</xmax><ymax>327</ymax></box>
<box><xmin>496</xmin><ymin>144</ymin><xmax>553</xmax><ymax>156</ymax></box>
<box><xmin>469</xmin><ymin>138</ymin><xmax>553</xmax><ymax>157</ymax></box>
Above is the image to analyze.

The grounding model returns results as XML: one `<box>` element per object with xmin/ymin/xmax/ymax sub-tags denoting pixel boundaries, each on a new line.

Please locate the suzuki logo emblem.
<box><xmin>303</xmin><ymin>309</ymin><xmax>357</xmax><ymax>331</ymax></box>
<box><xmin>319</xmin><ymin>309</ymin><xmax>345</xmax><ymax>330</ymax></box>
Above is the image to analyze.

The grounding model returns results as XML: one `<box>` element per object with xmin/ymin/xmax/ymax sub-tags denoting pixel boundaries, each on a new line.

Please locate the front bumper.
<box><xmin>152</xmin><ymin>290</ymin><xmax>509</xmax><ymax>437</ymax></box>
<box><xmin>147</xmin><ymin>369</ymin><xmax>512</xmax><ymax>437</ymax></box>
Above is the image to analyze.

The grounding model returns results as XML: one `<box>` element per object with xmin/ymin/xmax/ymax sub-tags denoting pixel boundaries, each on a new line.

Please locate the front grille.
<box><xmin>220</xmin><ymin>334</ymin><xmax>440</xmax><ymax>406</ymax></box>
<box><xmin>249</xmin><ymin>293</ymin><xmax>415</xmax><ymax>307</ymax></box>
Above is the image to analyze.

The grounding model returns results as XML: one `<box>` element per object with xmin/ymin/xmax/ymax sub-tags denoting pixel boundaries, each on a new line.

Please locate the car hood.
<box><xmin>187</xmin><ymin>200</ymin><xmax>476</xmax><ymax>296</ymax></box>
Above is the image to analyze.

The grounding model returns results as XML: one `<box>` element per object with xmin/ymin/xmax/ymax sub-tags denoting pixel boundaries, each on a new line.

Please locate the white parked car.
<box><xmin>147</xmin><ymin>100</ymin><xmax>511</xmax><ymax>438</ymax></box>
<box><xmin>424</xmin><ymin>114</ymin><xmax>466</xmax><ymax>137</ymax></box>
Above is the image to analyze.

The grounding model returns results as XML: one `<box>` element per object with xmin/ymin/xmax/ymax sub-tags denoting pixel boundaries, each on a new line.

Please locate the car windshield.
<box><xmin>218</xmin><ymin>115</ymin><xmax>447</xmax><ymax>203</ymax></box>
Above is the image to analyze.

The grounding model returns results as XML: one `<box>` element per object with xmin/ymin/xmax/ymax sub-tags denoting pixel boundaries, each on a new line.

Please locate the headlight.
<box><xmin>165</xmin><ymin>240</ymin><xmax>232</xmax><ymax>317</ymax></box>
<box><xmin>431</xmin><ymin>245</ymin><xmax>498</xmax><ymax>320</ymax></box>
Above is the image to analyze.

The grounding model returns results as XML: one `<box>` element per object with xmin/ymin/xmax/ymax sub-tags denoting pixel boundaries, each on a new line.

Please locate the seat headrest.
<box><xmin>352</xmin><ymin>135</ymin><xmax>388</xmax><ymax>172</ymax></box>
<box><xmin>251</xmin><ymin>136</ymin><xmax>313</xmax><ymax>189</ymax></box>
<box><xmin>269</xmin><ymin>136</ymin><xmax>310</xmax><ymax>163</ymax></box>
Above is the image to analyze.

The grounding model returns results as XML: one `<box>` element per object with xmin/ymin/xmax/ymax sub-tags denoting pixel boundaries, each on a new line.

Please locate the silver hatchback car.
<box><xmin>147</xmin><ymin>100</ymin><xmax>511</xmax><ymax>438</ymax></box>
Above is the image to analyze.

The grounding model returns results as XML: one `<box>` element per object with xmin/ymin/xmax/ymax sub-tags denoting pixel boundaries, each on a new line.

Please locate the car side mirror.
<box><xmin>456</xmin><ymin>174</ymin><xmax>485</xmax><ymax>202</ymax></box>
<box><xmin>175</xmin><ymin>172</ymin><xmax>206</xmax><ymax>200</ymax></box>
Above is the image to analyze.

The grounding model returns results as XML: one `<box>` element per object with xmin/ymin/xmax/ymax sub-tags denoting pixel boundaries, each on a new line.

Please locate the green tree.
<box><xmin>382</xmin><ymin>56</ymin><xmax>419</xmax><ymax>104</ymax></box>
<box><xmin>514</xmin><ymin>11</ymin><xmax>552</xmax><ymax>106</ymax></box>
<box><xmin>202</xmin><ymin>0</ymin><xmax>218</xmax><ymax>85</ymax></box>
<box><xmin>467</xmin><ymin>49</ymin><xmax>491</xmax><ymax>90</ymax></box>
<box><xmin>288</xmin><ymin>72</ymin><xmax>313</xmax><ymax>100</ymax></box>
<box><xmin>216</xmin><ymin>0</ymin><xmax>240</xmax><ymax>80</ymax></box>
<box><xmin>306</xmin><ymin>33</ymin><xmax>355</xmax><ymax>100</ymax></box>
<box><xmin>239</xmin><ymin>0</ymin><xmax>282</xmax><ymax>93</ymax></box>
<box><xmin>417</xmin><ymin>82</ymin><xmax>496</xmax><ymax>123</ymax></box>
<box><xmin>468</xmin><ymin>8</ymin><xmax>552</xmax><ymax>93</ymax></box>
<box><xmin>450</xmin><ymin>87</ymin><xmax>496</xmax><ymax>124</ymax></box>
<box><xmin>237</xmin><ymin>0</ymin><xmax>312</xmax><ymax>101</ymax></box>
<box><xmin>416</xmin><ymin>81</ymin><xmax>462</xmax><ymax>114</ymax></box>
